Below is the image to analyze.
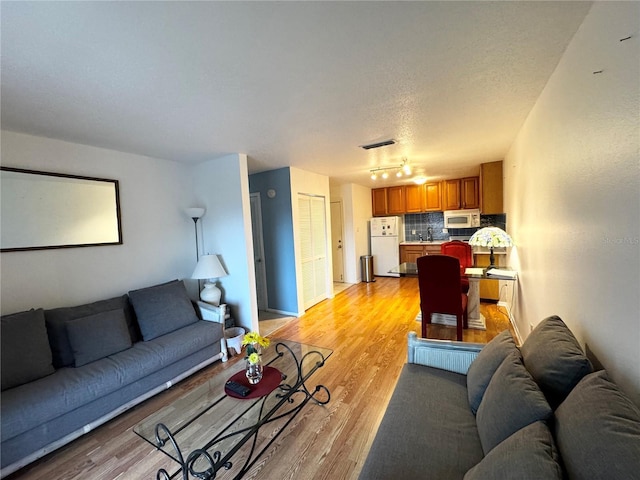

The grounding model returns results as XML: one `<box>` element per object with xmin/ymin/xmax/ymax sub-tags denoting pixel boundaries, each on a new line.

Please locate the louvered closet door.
<box><xmin>298</xmin><ymin>194</ymin><xmax>328</xmax><ymax>310</ymax></box>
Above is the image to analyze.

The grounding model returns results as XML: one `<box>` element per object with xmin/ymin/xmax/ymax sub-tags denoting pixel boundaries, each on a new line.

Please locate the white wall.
<box><xmin>290</xmin><ymin>167</ymin><xmax>332</xmax><ymax>314</ymax></box>
<box><xmin>505</xmin><ymin>2</ymin><xmax>640</xmax><ymax>404</ymax></box>
<box><xmin>191</xmin><ymin>154</ymin><xmax>258</xmax><ymax>332</ymax></box>
<box><xmin>0</xmin><ymin>131</ymin><xmax>195</xmax><ymax>313</ymax></box>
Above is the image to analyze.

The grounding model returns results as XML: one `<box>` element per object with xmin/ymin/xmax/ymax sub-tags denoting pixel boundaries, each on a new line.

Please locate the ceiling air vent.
<box><xmin>360</xmin><ymin>139</ymin><xmax>396</xmax><ymax>150</ymax></box>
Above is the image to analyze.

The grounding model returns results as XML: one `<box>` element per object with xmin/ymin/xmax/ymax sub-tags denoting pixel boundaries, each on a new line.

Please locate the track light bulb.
<box><xmin>396</xmin><ymin>170</ymin><xmax>402</xmax><ymax>177</ymax></box>
<box><xmin>371</xmin><ymin>172</ymin><xmax>377</xmax><ymax>180</ymax></box>
<box><xmin>381</xmin><ymin>171</ymin><xmax>389</xmax><ymax>179</ymax></box>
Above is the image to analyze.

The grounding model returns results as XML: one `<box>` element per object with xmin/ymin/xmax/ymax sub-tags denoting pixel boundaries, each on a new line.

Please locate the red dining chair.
<box><xmin>441</xmin><ymin>240</ymin><xmax>473</xmax><ymax>294</ymax></box>
<box><xmin>417</xmin><ymin>255</ymin><xmax>468</xmax><ymax>341</ymax></box>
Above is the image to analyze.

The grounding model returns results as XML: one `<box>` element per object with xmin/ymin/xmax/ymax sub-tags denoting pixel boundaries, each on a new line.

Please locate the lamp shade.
<box><xmin>192</xmin><ymin>254</ymin><xmax>227</xmax><ymax>280</ymax></box>
<box><xmin>185</xmin><ymin>207</ymin><xmax>205</xmax><ymax>219</ymax></box>
<box><xmin>468</xmin><ymin>227</ymin><xmax>513</xmax><ymax>248</ymax></box>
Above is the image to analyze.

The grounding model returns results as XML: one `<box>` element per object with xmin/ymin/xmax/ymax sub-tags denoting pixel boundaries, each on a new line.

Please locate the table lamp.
<box><xmin>468</xmin><ymin>227</ymin><xmax>513</xmax><ymax>268</ymax></box>
<box><xmin>192</xmin><ymin>254</ymin><xmax>228</xmax><ymax>305</ymax></box>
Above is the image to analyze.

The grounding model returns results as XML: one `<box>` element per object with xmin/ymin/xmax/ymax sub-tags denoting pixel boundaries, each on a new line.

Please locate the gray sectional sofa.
<box><xmin>0</xmin><ymin>279</ymin><xmax>226</xmax><ymax>478</ymax></box>
<box><xmin>359</xmin><ymin>316</ymin><xmax>640</xmax><ymax>480</ymax></box>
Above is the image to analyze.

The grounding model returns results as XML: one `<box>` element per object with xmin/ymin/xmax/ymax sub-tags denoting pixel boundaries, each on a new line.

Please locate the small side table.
<box><xmin>197</xmin><ymin>301</ymin><xmax>231</xmax><ymax>361</ymax></box>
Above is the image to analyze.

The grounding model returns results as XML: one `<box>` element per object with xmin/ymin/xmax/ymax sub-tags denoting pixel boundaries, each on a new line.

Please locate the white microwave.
<box><xmin>444</xmin><ymin>209</ymin><xmax>481</xmax><ymax>229</ymax></box>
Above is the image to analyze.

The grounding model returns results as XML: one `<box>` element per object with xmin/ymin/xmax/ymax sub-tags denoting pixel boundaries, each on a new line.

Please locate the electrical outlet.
<box><xmin>442</xmin><ymin>228</ymin><xmax>448</xmax><ymax>233</ymax></box>
<box><xmin>411</xmin><ymin>229</ymin><xmax>416</xmax><ymax>235</ymax></box>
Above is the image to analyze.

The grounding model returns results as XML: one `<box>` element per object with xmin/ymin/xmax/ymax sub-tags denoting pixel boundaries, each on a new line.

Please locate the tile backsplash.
<box><xmin>403</xmin><ymin>213</ymin><xmax>507</xmax><ymax>241</ymax></box>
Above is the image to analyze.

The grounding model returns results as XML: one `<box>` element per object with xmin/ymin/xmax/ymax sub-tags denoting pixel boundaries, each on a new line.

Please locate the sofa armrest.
<box><xmin>407</xmin><ymin>331</ymin><xmax>484</xmax><ymax>375</ymax></box>
<box><xmin>197</xmin><ymin>301</ymin><xmax>229</xmax><ymax>362</ymax></box>
<box><xmin>197</xmin><ymin>301</ymin><xmax>227</xmax><ymax>323</ymax></box>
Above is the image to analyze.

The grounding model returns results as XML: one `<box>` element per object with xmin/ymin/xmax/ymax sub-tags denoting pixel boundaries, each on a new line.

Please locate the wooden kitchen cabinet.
<box><xmin>424</xmin><ymin>182</ymin><xmax>442</xmax><ymax>211</ymax></box>
<box><xmin>443</xmin><ymin>179</ymin><xmax>461</xmax><ymax>210</ymax></box>
<box><xmin>443</xmin><ymin>177</ymin><xmax>479</xmax><ymax>210</ymax></box>
<box><xmin>387</xmin><ymin>186</ymin><xmax>405</xmax><ymax>214</ymax></box>
<box><xmin>404</xmin><ymin>184</ymin><xmax>424</xmax><ymax>213</ymax></box>
<box><xmin>461</xmin><ymin>177</ymin><xmax>480</xmax><ymax>209</ymax></box>
<box><xmin>372</xmin><ymin>188</ymin><xmax>388</xmax><ymax>216</ymax></box>
<box><xmin>400</xmin><ymin>245</ymin><xmax>425</xmax><ymax>264</ymax></box>
<box><xmin>480</xmin><ymin>161</ymin><xmax>503</xmax><ymax>214</ymax></box>
<box><xmin>400</xmin><ymin>244</ymin><xmax>442</xmax><ymax>263</ymax></box>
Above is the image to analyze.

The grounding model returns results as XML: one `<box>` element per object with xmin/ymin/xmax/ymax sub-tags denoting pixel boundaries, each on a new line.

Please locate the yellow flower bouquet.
<box><xmin>242</xmin><ymin>332</ymin><xmax>270</xmax><ymax>364</ymax></box>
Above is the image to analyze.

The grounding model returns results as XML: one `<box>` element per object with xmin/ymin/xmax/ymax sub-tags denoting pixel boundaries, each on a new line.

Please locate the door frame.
<box><xmin>250</xmin><ymin>193</ymin><xmax>268</xmax><ymax>310</ymax></box>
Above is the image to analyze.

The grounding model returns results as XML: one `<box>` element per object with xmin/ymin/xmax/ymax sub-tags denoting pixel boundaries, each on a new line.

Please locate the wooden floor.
<box><xmin>8</xmin><ymin>277</ymin><xmax>515</xmax><ymax>480</ymax></box>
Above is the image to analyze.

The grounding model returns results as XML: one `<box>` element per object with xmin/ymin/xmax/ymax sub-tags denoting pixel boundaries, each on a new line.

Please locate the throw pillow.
<box><xmin>128</xmin><ymin>279</ymin><xmax>199</xmax><ymax>341</ymax></box>
<box><xmin>520</xmin><ymin>315</ymin><xmax>592</xmax><ymax>409</ymax></box>
<box><xmin>45</xmin><ymin>294</ymin><xmax>138</xmax><ymax>368</ymax></box>
<box><xmin>476</xmin><ymin>351</ymin><xmax>552</xmax><ymax>454</ymax></box>
<box><xmin>66</xmin><ymin>308</ymin><xmax>133</xmax><ymax>367</ymax></box>
<box><xmin>464</xmin><ymin>421</ymin><xmax>563</xmax><ymax>480</ymax></box>
<box><xmin>554</xmin><ymin>370</ymin><xmax>640</xmax><ymax>480</ymax></box>
<box><xmin>1</xmin><ymin>309</ymin><xmax>55</xmax><ymax>391</ymax></box>
<box><xmin>466</xmin><ymin>329</ymin><xmax>518</xmax><ymax>414</ymax></box>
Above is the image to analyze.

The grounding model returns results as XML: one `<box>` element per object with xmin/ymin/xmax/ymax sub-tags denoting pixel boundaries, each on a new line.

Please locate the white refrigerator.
<box><xmin>370</xmin><ymin>216</ymin><xmax>403</xmax><ymax>277</ymax></box>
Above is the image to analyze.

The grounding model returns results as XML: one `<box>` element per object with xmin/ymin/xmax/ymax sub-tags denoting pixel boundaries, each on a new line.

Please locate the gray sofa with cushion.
<box><xmin>0</xmin><ymin>279</ymin><xmax>226</xmax><ymax>477</ymax></box>
<box><xmin>359</xmin><ymin>316</ymin><xmax>640</xmax><ymax>480</ymax></box>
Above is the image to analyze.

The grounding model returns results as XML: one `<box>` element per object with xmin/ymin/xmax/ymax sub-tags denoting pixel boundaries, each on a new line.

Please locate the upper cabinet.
<box><xmin>443</xmin><ymin>177</ymin><xmax>479</xmax><ymax>210</ymax></box>
<box><xmin>404</xmin><ymin>184</ymin><xmax>424</xmax><ymax>213</ymax></box>
<box><xmin>405</xmin><ymin>182</ymin><xmax>442</xmax><ymax>213</ymax></box>
<box><xmin>372</xmin><ymin>188</ymin><xmax>388</xmax><ymax>216</ymax></box>
<box><xmin>480</xmin><ymin>161</ymin><xmax>503</xmax><ymax>214</ymax></box>
<box><xmin>372</xmin><ymin>186</ymin><xmax>406</xmax><ymax>216</ymax></box>
<box><xmin>371</xmin><ymin>170</ymin><xmax>494</xmax><ymax>216</ymax></box>
<box><xmin>386</xmin><ymin>186</ymin><xmax>405</xmax><ymax>215</ymax></box>
<box><xmin>424</xmin><ymin>182</ymin><xmax>442</xmax><ymax>211</ymax></box>
<box><xmin>374</xmin><ymin>183</ymin><xmax>443</xmax><ymax>216</ymax></box>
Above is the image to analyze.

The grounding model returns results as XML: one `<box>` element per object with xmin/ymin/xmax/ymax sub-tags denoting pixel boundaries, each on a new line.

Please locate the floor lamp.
<box><xmin>185</xmin><ymin>207</ymin><xmax>205</xmax><ymax>262</ymax></box>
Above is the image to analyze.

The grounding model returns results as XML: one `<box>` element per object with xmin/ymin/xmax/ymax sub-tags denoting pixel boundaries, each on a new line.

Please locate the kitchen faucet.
<box><xmin>427</xmin><ymin>227</ymin><xmax>433</xmax><ymax>242</ymax></box>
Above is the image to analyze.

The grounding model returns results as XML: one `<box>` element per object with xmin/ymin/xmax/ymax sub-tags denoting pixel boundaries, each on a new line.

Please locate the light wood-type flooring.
<box><xmin>7</xmin><ymin>277</ymin><xmax>515</xmax><ymax>480</ymax></box>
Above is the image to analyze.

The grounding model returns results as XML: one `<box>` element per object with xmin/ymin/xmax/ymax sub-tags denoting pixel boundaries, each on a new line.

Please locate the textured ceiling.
<box><xmin>0</xmin><ymin>1</ymin><xmax>592</xmax><ymax>188</ymax></box>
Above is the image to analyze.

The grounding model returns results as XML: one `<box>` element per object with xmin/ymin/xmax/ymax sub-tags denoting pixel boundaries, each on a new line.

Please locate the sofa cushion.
<box><xmin>464</xmin><ymin>421</ymin><xmax>563</xmax><ymax>480</ymax></box>
<box><xmin>1</xmin><ymin>309</ymin><xmax>55</xmax><ymax>391</ymax></box>
<box><xmin>66</xmin><ymin>309</ymin><xmax>133</xmax><ymax>367</ymax></box>
<box><xmin>45</xmin><ymin>294</ymin><xmax>138</xmax><ymax>368</ymax></box>
<box><xmin>554</xmin><ymin>370</ymin><xmax>640</xmax><ymax>480</ymax></box>
<box><xmin>358</xmin><ymin>363</ymin><xmax>484</xmax><ymax>480</ymax></box>
<box><xmin>520</xmin><ymin>315</ymin><xmax>592</xmax><ymax>409</ymax></box>
<box><xmin>1</xmin><ymin>320</ymin><xmax>222</xmax><ymax>442</ymax></box>
<box><xmin>476</xmin><ymin>352</ymin><xmax>552</xmax><ymax>454</ymax></box>
<box><xmin>466</xmin><ymin>329</ymin><xmax>518</xmax><ymax>414</ymax></box>
<box><xmin>128</xmin><ymin>280</ymin><xmax>199</xmax><ymax>341</ymax></box>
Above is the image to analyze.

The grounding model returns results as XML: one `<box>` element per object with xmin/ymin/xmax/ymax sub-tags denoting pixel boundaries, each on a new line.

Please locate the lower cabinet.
<box><xmin>400</xmin><ymin>244</ymin><xmax>441</xmax><ymax>264</ymax></box>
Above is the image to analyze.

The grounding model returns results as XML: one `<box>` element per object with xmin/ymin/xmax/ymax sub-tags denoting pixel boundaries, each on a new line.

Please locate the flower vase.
<box><xmin>245</xmin><ymin>358</ymin><xmax>263</xmax><ymax>384</ymax></box>
<box><xmin>245</xmin><ymin>343</ymin><xmax>263</xmax><ymax>384</ymax></box>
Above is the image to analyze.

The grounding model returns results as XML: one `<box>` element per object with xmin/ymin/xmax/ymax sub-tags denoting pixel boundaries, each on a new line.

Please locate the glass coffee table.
<box><xmin>134</xmin><ymin>339</ymin><xmax>332</xmax><ymax>480</ymax></box>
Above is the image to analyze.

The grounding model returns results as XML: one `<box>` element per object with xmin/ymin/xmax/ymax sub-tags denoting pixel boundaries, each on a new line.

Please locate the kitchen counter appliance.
<box><xmin>444</xmin><ymin>209</ymin><xmax>480</xmax><ymax>229</ymax></box>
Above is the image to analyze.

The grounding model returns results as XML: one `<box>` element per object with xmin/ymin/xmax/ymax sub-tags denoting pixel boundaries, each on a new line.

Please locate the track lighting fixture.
<box><xmin>369</xmin><ymin>158</ymin><xmax>412</xmax><ymax>181</ymax></box>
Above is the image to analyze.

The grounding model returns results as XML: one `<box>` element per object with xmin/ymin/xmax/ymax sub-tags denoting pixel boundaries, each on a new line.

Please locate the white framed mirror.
<box><xmin>1</xmin><ymin>167</ymin><xmax>123</xmax><ymax>252</ymax></box>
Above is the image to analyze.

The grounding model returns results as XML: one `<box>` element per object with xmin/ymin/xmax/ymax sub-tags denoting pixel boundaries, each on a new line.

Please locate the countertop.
<box><xmin>400</xmin><ymin>241</ymin><xmax>447</xmax><ymax>245</ymax></box>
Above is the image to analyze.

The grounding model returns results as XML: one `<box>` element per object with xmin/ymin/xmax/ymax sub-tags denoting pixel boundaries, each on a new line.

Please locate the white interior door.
<box><xmin>330</xmin><ymin>200</ymin><xmax>345</xmax><ymax>282</ymax></box>
<box><xmin>250</xmin><ymin>193</ymin><xmax>268</xmax><ymax>310</ymax></box>
<box><xmin>299</xmin><ymin>194</ymin><xmax>328</xmax><ymax>310</ymax></box>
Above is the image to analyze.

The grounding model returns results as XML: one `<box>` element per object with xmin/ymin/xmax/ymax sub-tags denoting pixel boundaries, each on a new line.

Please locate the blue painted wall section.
<box><xmin>248</xmin><ymin>168</ymin><xmax>298</xmax><ymax>314</ymax></box>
